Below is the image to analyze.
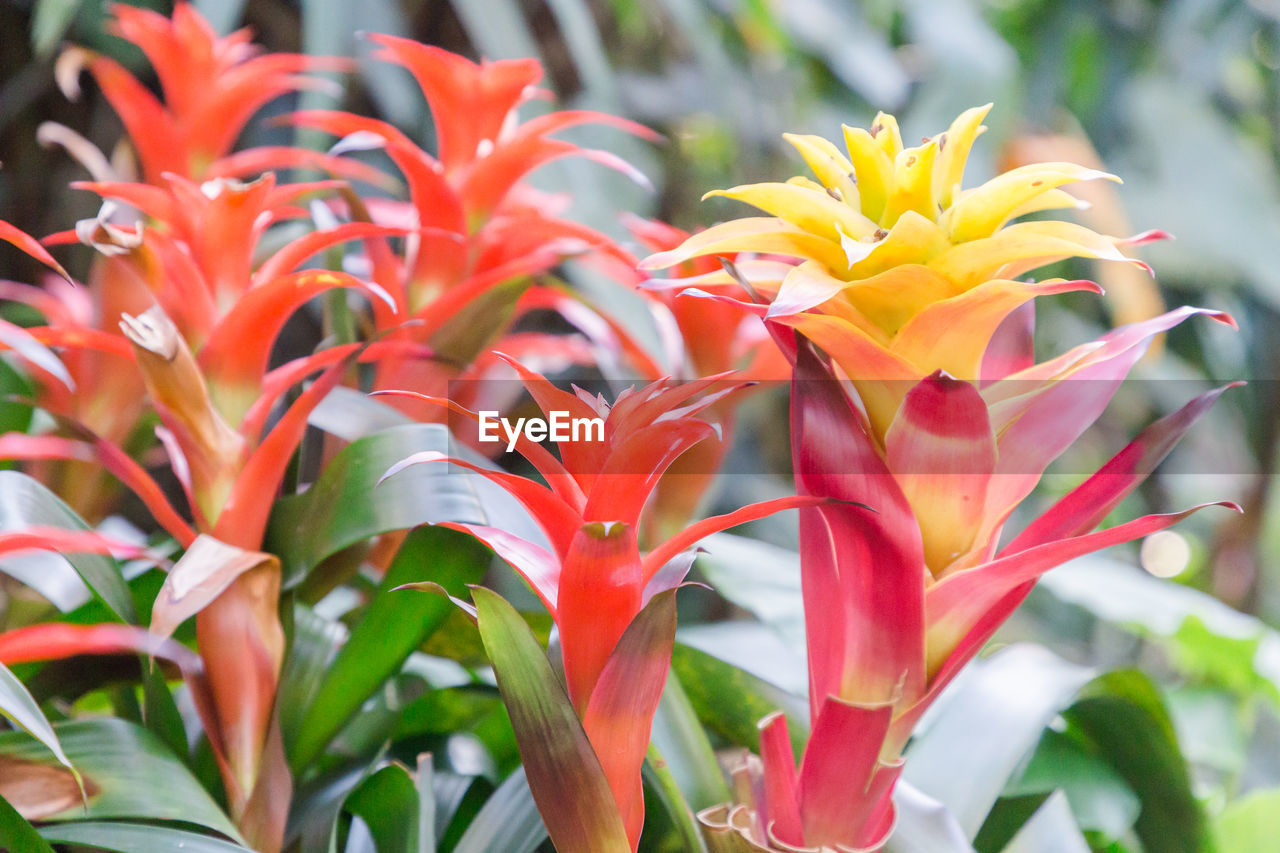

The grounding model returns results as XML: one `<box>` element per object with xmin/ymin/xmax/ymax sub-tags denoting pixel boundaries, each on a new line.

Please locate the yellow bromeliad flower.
<box><xmin>641</xmin><ymin>104</ymin><xmax>1157</xmax><ymax>439</ymax></box>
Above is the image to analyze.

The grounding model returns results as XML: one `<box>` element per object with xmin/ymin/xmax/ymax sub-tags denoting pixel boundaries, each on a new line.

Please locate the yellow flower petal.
<box><xmin>881</xmin><ymin>138</ymin><xmax>941</xmax><ymax>225</ymax></box>
<box><xmin>639</xmin><ymin>216</ymin><xmax>849</xmax><ymax>272</ymax></box>
<box><xmin>932</xmin><ymin>104</ymin><xmax>991</xmax><ymax>208</ymax></box>
<box><xmin>930</xmin><ymin>220</ymin><xmax>1138</xmax><ymax>289</ymax></box>
<box><xmin>841</xmin><ymin>264</ymin><xmax>961</xmax><ymax>338</ymax></box>
<box><xmin>842</xmin><ymin>124</ymin><xmax>894</xmax><ymax>222</ymax></box>
<box><xmin>783</xmin><ymin>132</ymin><xmax>859</xmax><ymax>205</ymax></box>
<box><xmin>706</xmin><ymin>182</ymin><xmax>879</xmax><ymax>244</ymax></box>
<box><xmin>942</xmin><ymin>162</ymin><xmax>1119</xmax><ymax>242</ymax></box>
<box><xmin>847</xmin><ymin>211</ymin><xmax>951</xmax><ymax>279</ymax></box>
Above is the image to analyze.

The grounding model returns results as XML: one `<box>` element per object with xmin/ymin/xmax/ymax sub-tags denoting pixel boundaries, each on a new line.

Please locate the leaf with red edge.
<box><xmin>473</xmin><ymin>585</ymin><xmax>632</xmax><ymax>853</ymax></box>
<box><xmin>791</xmin><ymin>343</ymin><xmax>926</xmax><ymax>710</ymax></box>
<box><xmin>583</xmin><ymin>587</ymin><xmax>680</xmax><ymax>850</ymax></box>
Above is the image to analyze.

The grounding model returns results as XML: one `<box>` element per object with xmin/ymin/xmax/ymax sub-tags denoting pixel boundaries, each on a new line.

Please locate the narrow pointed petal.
<box><xmin>641</xmin><ymin>495</ymin><xmax>829</xmax><ymax>584</ymax></box>
<box><xmin>932</xmin><ymin>104</ymin><xmax>991</xmax><ymax>208</ymax></box>
<box><xmin>944</xmin><ymin>162</ymin><xmax>1118</xmax><ymax>242</ymax></box>
<box><xmin>1005</xmin><ymin>383</ymin><xmax>1238</xmax><ymax>554</ymax></box>
<box><xmin>932</xmin><ymin>220</ymin><xmax>1145</xmax><ymax>289</ymax></box>
<box><xmin>927</xmin><ymin>502</ymin><xmax>1240</xmax><ymax>672</ymax></box>
<box><xmin>640</xmin><ymin>217</ymin><xmax>849</xmax><ymax>273</ymax></box>
<box><xmin>438</xmin><ymin>522</ymin><xmax>560</xmax><ymax>616</ymax></box>
<box><xmin>890</xmin><ymin>278</ymin><xmax>1101</xmax><ymax>379</ymax></box>
<box><xmin>705</xmin><ymin>182</ymin><xmax>878</xmax><ymax>243</ymax></box>
<box><xmin>382</xmin><ymin>451</ymin><xmax>578</xmax><ymax>560</ymax></box>
<box><xmin>841</xmin><ymin>125</ymin><xmax>893</xmax><ymax>221</ymax></box>
<box><xmin>0</xmin><ymin>221</ymin><xmax>71</xmax><ymax>280</ymax></box>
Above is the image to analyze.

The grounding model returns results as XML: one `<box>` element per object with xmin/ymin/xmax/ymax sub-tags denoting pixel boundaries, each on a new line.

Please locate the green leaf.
<box><xmin>1064</xmin><ymin>670</ymin><xmax>1210</xmax><ymax>853</ymax></box>
<box><xmin>39</xmin><ymin>822</ymin><xmax>253</xmax><ymax>852</ymax></box>
<box><xmin>0</xmin><ymin>790</ymin><xmax>55</xmax><ymax>853</ymax></box>
<box><xmin>265</xmin><ymin>424</ymin><xmax>489</xmax><ymax>587</ymax></box>
<box><xmin>288</xmin><ymin>526</ymin><xmax>491</xmax><ymax>770</ymax></box>
<box><xmin>903</xmin><ymin>644</ymin><xmax>1095</xmax><ymax>840</ymax></box>
<box><xmin>139</xmin><ymin>664</ymin><xmax>188</xmax><ymax>765</ymax></box>
<box><xmin>30</xmin><ymin>0</ymin><xmax>80</xmax><ymax>59</ymax></box>
<box><xmin>1001</xmin><ymin>730</ymin><xmax>1140</xmax><ymax>844</ymax></box>
<box><xmin>0</xmin><ymin>471</ymin><xmax>135</xmax><ymax>621</ymax></box>
<box><xmin>999</xmin><ymin>792</ymin><xmax>1091</xmax><ymax>853</ymax></box>
<box><xmin>0</xmin><ymin>718</ymin><xmax>242</xmax><ymax>843</ymax></box>
<box><xmin>452</xmin><ymin>767</ymin><xmax>547</xmax><ymax>853</ymax></box>
<box><xmin>1213</xmin><ymin>789</ymin><xmax>1280</xmax><ymax>852</ymax></box>
<box><xmin>0</xmin><ymin>662</ymin><xmax>77</xmax><ymax>777</ymax></box>
<box><xmin>671</xmin><ymin>643</ymin><xmax>808</xmax><ymax>762</ymax></box>
<box><xmin>649</xmin><ymin>671</ymin><xmax>731</xmax><ymax>811</ymax></box>
<box><xmin>643</xmin><ymin>744</ymin><xmax>709</xmax><ymax>853</ymax></box>
<box><xmin>472</xmin><ymin>586</ymin><xmax>630</xmax><ymax>852</ymax></box>
<box><xmin>344</xmin><ymin>762</ymin><xmax>420</xmax><ymax>853</ymax></box>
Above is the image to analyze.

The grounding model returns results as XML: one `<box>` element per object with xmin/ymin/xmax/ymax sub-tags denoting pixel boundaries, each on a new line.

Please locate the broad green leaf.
<box><xmin>277</xmin><ymin>604</ymin><xmax>345</xmax><ymax>754</ymax></box>
<box><xmin>643</xmin><ymin>744</ymin><xmax>709</xmax><ymax>853</ymax></box>
<box><xmin>0</xmin><ymin>662</ymin><xmax>74</xmax><ymax>769</ymax></box>
<box><xmin>671</xmin><ymin>643</ymin><xmax>808</xmax><ymax>762</ymax></box>
<box><xmin>650</xmin><ymin>671</ymin><xmax>731</xmax><ymax>810</ymax></box>
<box><xmin>0</xmin><ymin>471</ymin><xmax>135</xmax><ymax>621</ymax></box>
<box><xmin>1212</xmin><ymin>789</ymin><xmax>1280</xmax><ymax>853</ymax></box>
<box><xmin>0</xmin><ymin>718</ymin><xmax>241</xmax><ymax>842</ymax></box>
<box><xmin>344</xmin><ymin>762</ymin><xmax>420</xmax><ymax>853</ymax></box>
<box><xmin>0</xmin><ymin>360</ymin><xmax>34</xmax><ymax>455</ymax></box>
<box><xmin>999</xmin><ymin>792</ymin><xmax>1090</xmax><ymax>853</ymax></box>
<box><xmin>1001</xmin><ymin>730</ymin><xmax>1140</xmax><ymax>844</ymax></box>
<box><xmin>452</xmin><ymin>767</ymin><xmax>547</xmax><ymax>853</ymax></box>
<box><xmin>289</xmin><ymin>526</ymin><xmax>491</xmax><ymax>769</ymax></box>
<box><xmin>265</xmin><ymin>424</ymin><xmax>489</xmax><ymax>587</ymax></box>
<box><xmin>0</xmin><ymin>786</ymin><xmax>55</xmax><ymax>853</ymax></box>
<box><xmin>903</xmin><ymin>644</ymin><xmax>1095</xmax><ymax>840</ymax></box>
<box><xmin>677</xmin><ymin>621</ymin><xmax>807</xmax><ymax>696</ymax></box>
<box><xmin>473</xmin><ymin>586</ymin><xmax>630</xmax><ymax>852</ymax></box>
<box><xmin>39</xmin><ymin>822</ymin><xmax>253</xmax><ymax>852</ymax></box>
<box><xmin>1064</xmin><ymin>670</ymin><xmax>1209</xmax><ymax>853</ymax></box>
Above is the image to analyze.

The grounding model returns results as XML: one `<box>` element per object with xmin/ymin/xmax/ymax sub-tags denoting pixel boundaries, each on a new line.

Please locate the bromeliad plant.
<box><xmin>379</xmin><ymin>360</ymin><xmax>828</xmax><ymax>852</ymax></box>
<box><xmin>645</xmin><ymin>106</ymin><xmax>1240</xmax><ymax>851</ymax></box>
